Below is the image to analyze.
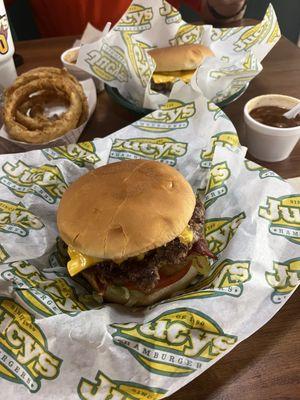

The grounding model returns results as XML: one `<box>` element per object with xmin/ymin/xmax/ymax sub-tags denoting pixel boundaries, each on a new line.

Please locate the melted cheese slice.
<box><xmin>67</xmin><ymin>248</ymin><xmax>146</xmax><ymax>276</ymax></box>
<box><xmin>67</xmin><ymin>226</ymin><xmax>193</xmax><ymax>276</ymax></box>
<box><xmin>67</xmin><ymin>247</ymin><xmax>102</xmax><ymax>277</ymax></box>
<box><xmin>152</xmin><ymin>70</ymin><xmax>195</xmax><ymax>84</ymax></box>
<box><xmin>178</xmin><ymin>225</ymin><xmax>194</xmax><ymax>245</ymax></box>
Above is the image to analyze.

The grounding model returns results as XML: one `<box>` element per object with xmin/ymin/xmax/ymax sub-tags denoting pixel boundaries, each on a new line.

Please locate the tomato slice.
<box><xmin>123</xmin><ymin>262</ymin><xmax>192</xmax><ymax>292</ymax></box>
<box><xmin>156</xmin><ymin>262</ymin><xmax>192</xmax><ymax>289</ymax></box>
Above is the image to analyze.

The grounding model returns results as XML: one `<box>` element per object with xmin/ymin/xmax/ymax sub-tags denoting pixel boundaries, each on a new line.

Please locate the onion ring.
<box><xmin>4</xmin><ymin>77</ymin><xmax>83</xmax><ymax>143</ymax></box>
<box><xmin>16</xmin><ymin>90</ymin><xmax>70</xmax><ymax>128</ymax></box>
<box><xmin>5</xmin><ymin>67</ymin><xmax>88</xmax><ymax>128</ymax></box>
<box><xmin>3</xmin><ymin>67</ymin><xmax>89</xmax><ymax>143</ymax></box>
<box><xmin>5</xmin><ymin>67</ymin><xmax>76</xmax><ymax>96</ymax></box>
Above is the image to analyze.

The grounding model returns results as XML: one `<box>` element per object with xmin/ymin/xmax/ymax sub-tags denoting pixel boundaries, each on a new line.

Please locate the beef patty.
<box><xmin>82</xmin><ymin>199</ymin><xmax>213</xmax><ymax>294</ymax></box>
<box><xmin>150</xmin><ymin>80</ymin><xmax>172</xmax><ymax>94</ymax></box>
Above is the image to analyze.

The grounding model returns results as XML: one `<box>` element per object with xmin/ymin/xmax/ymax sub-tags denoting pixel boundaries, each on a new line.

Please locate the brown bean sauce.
<box><xmin>250</xmin><ymin>106</ymin><xmax>300</xmax><ymax>128</ymax></box>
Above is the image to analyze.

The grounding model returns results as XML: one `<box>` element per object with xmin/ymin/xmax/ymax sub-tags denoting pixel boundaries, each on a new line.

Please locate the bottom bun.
<box><xmin>103</xmin><ymin>263</ymin><xmax>200</xmax><ymax>306</ymax></box>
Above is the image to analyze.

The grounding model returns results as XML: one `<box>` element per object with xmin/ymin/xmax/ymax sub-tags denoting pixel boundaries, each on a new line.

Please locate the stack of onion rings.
<box><xmin>3</xmin><ymin>67</ymin><xmax>89</xmax><ymax>144</ymax></box>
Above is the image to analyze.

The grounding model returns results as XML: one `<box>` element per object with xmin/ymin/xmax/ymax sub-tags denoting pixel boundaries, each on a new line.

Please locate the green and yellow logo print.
<box><xmin>113</xmin><ymin>4</ymin><xmax>154</xmax><ymax>86</ymax></box>
<box><xmin>233</xmin><ymin>6</ymin><xmax>280</xmax><ymax>52</ymax></box>
<box><xmin>205</xmin><ymin>161</ymin><xmax>230</xmax><ymax>207</ymax></box>
<box><xmin>160</xmin><ymin>0</ymin><xmax>181</xmax><ymax>24</ymax></box>
<box><xmin>205</xmin><ymin>212</ymin><xmax>246</xmax><ymax>255</ymax></box>
<box><xmin>173</xmin><ymin>259</ymin><xmax>251</xmax><ymax>304</ymax></box>
<box><xmin>152</xmin><ymin>259</ymin><xmax>251</xmax><ymax>308</ymax></box>
<box><xmin>266</xmin><ymin>258</ymin><xmax>300</xmax><ymax>304</ymax></box>
<box><xmin>111</xmin><ymin>308</ymin><xmax>237</xmax><ymax>377</ymax></box>
<box><xmin>134</xmin><ymin>100</ymin><xmax>196</xmax><ymax>132</ymax></box>
<box><xmin>209</xmin><ymin>53</ymin><xmax>259</xmax><ymax>80</ymax></box>
<box><xmin>200</xmin><ymin>131</ymin><xmax>239</xmax><ymax>169</ymax></box>
<box><xmin>259</xmin><ymin>195</ymin><xmax>300</xmax><ymax>244</ymax></box>
<box><xmin>78</xmin><ymin>370</ymin><xmax>166</xmax><ymax>400</ymax></box>
<box><xmin>122</xmin><ymin>32</ymin><xmax>153</xmax><ymax>87</ymax></box>
<box><xmin>0</xmin><ymin>297</ymin><xmax>62</xmax><ymax>392</ymax></box>
<box><xmin>114</xmin><ymin>4</ymin><xmax>153</xmax><ymax>32</ymax></box>
<box><xmin>0</xmin><ymin>161</ymin><xmax>67</xmax><ymax>204</ymax></box>
<box><xmin>245</xmin><ymin>160</ymin><xmax>282</xmax><ymax>180</ymax></box>
<box><xmin>85</xmin><ymin>44</ymin><xmax>130</xmax><ymax>83</ymax></box>
<box><xmin>0</xmin><ymin>200</ymin><xmax>43</xmax><ymax>236</ymax></box>
<box><xmin>210</xmin><ymin>26</ymin><xmax>244</xmax><ymax>42</ymax></box>
<box><xmin>211</xmin><ymin>77</ymin><xmax>250</xmax><ymax>105</ymax></box>
<box><xmin>207</xmin><ymin>102</ymin><xmax>229</xmax><ymax>121</ymax></box>
<box><xmin>1</xmin><ymin>261</ymin><xmax>96</xmax><ymax>317</ymax></box>
<box><xmin>170</xmin><ymin>24</ymin><xmax>204</xmax><ymax>46</ymax></box>
<box><xmin>0</xmin><ymin>14</ymin><xmax>9</xmax><ymax>55</ymax></box>
<box><xmin>110</xmin><ymin>137</ymin><xmax>188</xmax><ymax>166</ymax></box>
<box><xmin>43</xmin><ymin>142</ymin><xmax>101</xmax><ymax>167</ymax></box>
<box><xmin>0</xmin><ymin>245</ymin><xmax>9</xmax><ymax>263</ymax></box>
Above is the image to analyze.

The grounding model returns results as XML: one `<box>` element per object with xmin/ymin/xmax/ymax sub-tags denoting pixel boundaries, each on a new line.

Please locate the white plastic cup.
<box><xmin>0</xmin><ymin>0</ymin><xmax>17</xmax><ymax>88</ymax></box>
<box><xmin>244</xmin><ymin>94</ymin><xmax>300</xmax><ymax>162</ymax></box>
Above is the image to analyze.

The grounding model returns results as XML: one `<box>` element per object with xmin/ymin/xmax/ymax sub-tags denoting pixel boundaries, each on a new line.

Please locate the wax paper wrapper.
<box><xmin>0</xmin><ymin>81</ymin><xmax>299</xmax><ymax>399</ymax></box>
<box><xmin>64</xmin><ymin>22</ymin><xmax>112</xmax><ymax>91</ymax></box>
<box><xmin>74</xmin><ymin>22</ymin><xmax>112</xmax><ymax>47</ymax></box>
<box><xmin>0</xmin><ymin>79</ymin><xmax>97</xmax><ymax>154</ymax></box>
<box><xmin>76</xmin><ymin>0</ymin><xmax>281</xmax><ymax>109</ymax></box>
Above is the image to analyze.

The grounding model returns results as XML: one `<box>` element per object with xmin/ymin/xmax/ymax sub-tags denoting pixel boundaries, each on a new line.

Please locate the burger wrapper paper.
<box><xmin>0</xmin><ymin>81</ymin><xmax>299</xmax><ymax>399</ymax></box>
<box><xmin>76</xmin><ymin>0</ymin><xmax>281</xmax><ymax>109</ymax></box>
<box><xmin>0</xmin><ymin>78</ymin><xmax>97</xmax><ymax>154</ymax></box>
<box><xmin>72</xmin><ymin>22</ymin><xmax>112</xmax><ymax>92</ymax></box>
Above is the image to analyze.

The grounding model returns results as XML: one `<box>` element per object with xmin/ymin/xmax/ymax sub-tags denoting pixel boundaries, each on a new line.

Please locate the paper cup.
<box><xmin>61</xmin><ymin>46</ymin><xmax>91</xmax><ymax>81</ymax></box>
<box><xmin>0</xmin><ymin>79</ymin><xmax>97</xmax><ymax>153</ymax></box>
<box><xmin>244</xmin><ymin>94</ymin><xmax>300</xmax><ymax>162</ymax></box>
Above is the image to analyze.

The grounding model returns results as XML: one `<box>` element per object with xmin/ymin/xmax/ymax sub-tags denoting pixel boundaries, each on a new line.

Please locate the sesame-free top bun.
<box><xmin>149</xmin><ymin>44</ymin><xmax>214</xmax><ymax>72</ymax></box>
<box><xmin>57</xmin><ymin>160</ymin><xmax>195</xmax><ymax>260</ymax></box>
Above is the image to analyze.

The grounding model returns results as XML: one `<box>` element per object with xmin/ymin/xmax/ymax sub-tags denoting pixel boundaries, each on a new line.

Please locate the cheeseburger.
<box><xmin>57</xmin><ymin>160</ymin><xmax>214</xmax><ymax>306</ymax></box>
<box><xmin>149</xmin><ymin>44</ymin><xmax>214</xmax><ymax>93</ymax></box>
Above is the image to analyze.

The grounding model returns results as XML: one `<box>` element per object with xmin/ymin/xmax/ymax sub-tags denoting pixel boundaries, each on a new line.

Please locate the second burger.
<box><xmin>149</xmin><ymin>44</ymin><xmax>214</xmax><ymax>93</ymax></box>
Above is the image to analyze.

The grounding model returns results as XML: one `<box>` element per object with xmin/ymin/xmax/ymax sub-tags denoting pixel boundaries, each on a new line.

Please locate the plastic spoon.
<box><xmin>283</xmin><ymin>102</ymin><xmax>300</xmax><ymax>119</ymax></box>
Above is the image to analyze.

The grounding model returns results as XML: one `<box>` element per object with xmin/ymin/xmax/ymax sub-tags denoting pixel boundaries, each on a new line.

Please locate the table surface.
<box><xmin>12</xmin><ymin>20</ymin><xmax>300</xmax><ymax>400</ymax></box>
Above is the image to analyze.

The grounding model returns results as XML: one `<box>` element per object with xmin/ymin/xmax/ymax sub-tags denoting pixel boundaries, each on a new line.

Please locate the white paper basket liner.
<box><xmin>0</xmin><ymin>81</ymin><xmax>298</xmax><ymax>399</ymax></box>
